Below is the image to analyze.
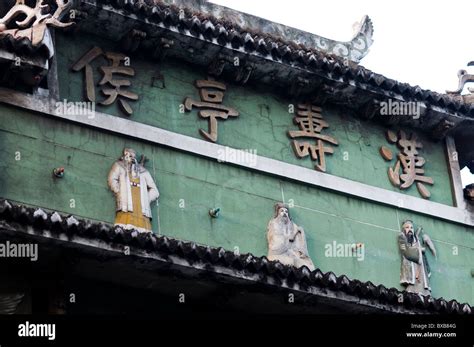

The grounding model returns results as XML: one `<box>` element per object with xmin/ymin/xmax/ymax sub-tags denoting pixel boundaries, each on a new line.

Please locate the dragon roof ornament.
<box><xmin>447</xmin><ymin>61</ymin><xmax>474</xmax><ymax>104</ymax></box>
<box><xmin>0</xmin><ymin>0</ymin><xmax>73</xmax><ymax>58</ymax></box>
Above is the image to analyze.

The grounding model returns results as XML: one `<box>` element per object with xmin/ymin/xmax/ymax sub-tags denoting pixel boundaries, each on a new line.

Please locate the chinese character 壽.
<box><xmin>72</xmin><ymin>47</ymin><xmax>138</xmax><ymax>116</ymax></box>
<box><xmin>288</xmin><ymin>103</ymin><xmax>338</xmax><ymax>172</ymax></box>
<box><xmin>184</xmin><ymin>79</ymin><xmax>239</xmax><ymax>142</ymax></box>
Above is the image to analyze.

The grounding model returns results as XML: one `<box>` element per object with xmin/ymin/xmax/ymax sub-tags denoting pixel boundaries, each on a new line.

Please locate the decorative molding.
<box><xmin>0</xmin><ymin>0</ymin><xmax>73</xmax><ymax>58</ymax></box>
<box><xmin>446</xmin><ymin>61</ymin><xmax>474</xmax><ymax>100</ymax></box>
<box><xmin>0</xmin><ymin>88</ymin><xmax>473</xmax><ymax>227</ymax></box>
<box><xmin>445</xmin><ymin>136</ymin><xmax>467</xmax><ymax>209</ymax></box>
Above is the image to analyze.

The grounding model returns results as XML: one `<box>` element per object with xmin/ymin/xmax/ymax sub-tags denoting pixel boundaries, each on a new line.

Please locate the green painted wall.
<box><xmin>0</xmin><ymin>104</ymin><xmax>472</xmax><ymax>304</ymax></box>
<box><xmin>56</xmin><ymin>33</ymin><xmax>453</xmax><ymax>205</ymax></box>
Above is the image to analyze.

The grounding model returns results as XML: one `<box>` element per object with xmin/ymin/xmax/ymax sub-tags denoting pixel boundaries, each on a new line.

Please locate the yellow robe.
<box><xmin>114</xmin><ymin>174</ymin><xmax>152</xmax><ymax>231</ymax></box>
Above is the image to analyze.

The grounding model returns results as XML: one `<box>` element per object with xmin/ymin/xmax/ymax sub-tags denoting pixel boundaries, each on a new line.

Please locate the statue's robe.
<box><xmin>108</xmin><ymin>161</ymin><xmax>159</xmax><ymax>232</ymax></box>
<box><xmin>267</xmin><ymin>217</ymin><xmax>315</xmax><ymax>271</ymax></box>
<box><xmin>398</xmin><ymin>232</ymin><xmax>431</xmax><ymax>295</ymax></box>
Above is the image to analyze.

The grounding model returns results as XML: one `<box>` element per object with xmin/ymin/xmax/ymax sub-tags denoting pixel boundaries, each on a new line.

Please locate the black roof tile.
<box><xmin>0</xmin><ymin>199</ymin><xmax>472</xmax><ymax>314</ymax></box>
<box><xmin>0</xmin><ymin>0</ymin><xmax>471</xmax><ymax>121</ymax></box>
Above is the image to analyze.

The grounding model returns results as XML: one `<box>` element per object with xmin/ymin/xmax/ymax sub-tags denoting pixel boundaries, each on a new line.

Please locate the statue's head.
<box><xmin>274</xmin><ymin>203</ymin><xmax>290</xmax><ymax>222</ymax></box>
<box><xmin>401</xmin><ymin>220</ymin><xmax>414</xmax><ymax>235</ymax></box>
<box><xmin>122</xmin><ymin>148</ymin><xmax>137</xmax><ymax>165</ymax></box>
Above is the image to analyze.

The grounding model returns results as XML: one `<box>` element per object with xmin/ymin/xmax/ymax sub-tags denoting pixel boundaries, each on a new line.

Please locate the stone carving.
<box><xmin>330</xmin><ymin>15</ymin><xmax>374</xmax><ymax>62</ymax></box>
<box><xmin>0</xmin><ymin>0</ymin><xmax>73</xmax><ymax>58</ymax></box>
<box><xmin>266</xmin><ymin>203</ymin><xmax>315</xmax><ymax>271</ymax></box>
<box><xmin>108</xmin><ymin>148</ymin><xmax>159</xmax><ymax>233</ymax></box>
<box><xmin>398</xmin><ymin>220</ymin><xmax>436</xmax><ymax>296</ymax></box>
<box><xmin>446</xmin><ymin>61</ymin><xmax>474</xmax><ymax>104</ymax></box>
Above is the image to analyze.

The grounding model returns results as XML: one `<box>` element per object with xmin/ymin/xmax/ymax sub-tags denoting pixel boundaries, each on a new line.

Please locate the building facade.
<box><xmin>0</xmin><ymin>0</ymin><xmax>473</xmax><ymax>315</ymax></box>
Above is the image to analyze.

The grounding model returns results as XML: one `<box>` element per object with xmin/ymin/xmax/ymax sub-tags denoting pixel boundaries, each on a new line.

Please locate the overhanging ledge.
<box><xmin>0</xmin><ymin>199</ymin><xmax>471</xmax><ymax>314</ymax></box>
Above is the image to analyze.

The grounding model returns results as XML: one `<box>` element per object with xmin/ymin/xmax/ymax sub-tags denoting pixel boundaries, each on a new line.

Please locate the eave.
<box><xmin>0</xmin><ymin>199</ymin><xmax>471</xmax><ymax>315</ymax></box>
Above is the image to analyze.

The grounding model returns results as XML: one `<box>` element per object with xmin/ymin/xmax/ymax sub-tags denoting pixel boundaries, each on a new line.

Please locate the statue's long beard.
<box><xmin>275</xmin><ymin>215</ymin><xmax>292</xmax><ymax>235</ymax></box>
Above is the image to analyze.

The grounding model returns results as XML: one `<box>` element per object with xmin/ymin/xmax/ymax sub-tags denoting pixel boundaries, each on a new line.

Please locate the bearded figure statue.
<box><xmin>398</xmin><ymin>220</ymin><xmax>436</xmax><ymax>296</ymax></box>
<box><xmin>266</xmin><ymin>203</ymin><xmax>315</xmax><ymax>271</ymax></box>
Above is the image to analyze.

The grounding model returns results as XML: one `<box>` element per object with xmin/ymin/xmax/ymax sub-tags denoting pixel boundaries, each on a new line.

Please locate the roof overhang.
<box><xmin>0</xmin><ymin>199</ymin><xmax>471</xmax><ymax>315</ymax></box>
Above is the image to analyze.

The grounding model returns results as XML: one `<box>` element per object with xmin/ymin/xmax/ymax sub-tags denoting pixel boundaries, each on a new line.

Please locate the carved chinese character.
<box><xmin>380</xmin><ymin>130</ymin><xmax>434</xmax><ymax>199</ymax></box>
<box><xmin>288</xmin><ymin>103</ymin><xmax>338</xmax><ymax>172</ymax></box>
<box><xmin>184</xmin><ymin>79</ymin><xmax>239</xmax><ymax>142</ymax></box>
<box><xmin>72</xmin><ymin>47</ymin><xmax>138</xmax><ymax>116</ymax></box>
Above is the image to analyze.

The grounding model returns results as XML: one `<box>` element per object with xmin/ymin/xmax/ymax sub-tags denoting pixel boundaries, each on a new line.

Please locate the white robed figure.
<box><xmin>266</xmin><ymin>203</ymin><xmax>315</xmax><ymax>271</ymax></box>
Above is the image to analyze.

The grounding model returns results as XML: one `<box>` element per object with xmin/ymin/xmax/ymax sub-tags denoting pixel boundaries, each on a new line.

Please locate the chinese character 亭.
<box><xmin>184</xmin><ymin>79</ymin><xmax>239</xmax><ymax>142</ymax></box>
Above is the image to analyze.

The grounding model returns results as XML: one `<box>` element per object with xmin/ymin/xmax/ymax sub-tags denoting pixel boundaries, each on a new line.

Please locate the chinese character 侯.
<box><xmin>72</xmin><ymin>46</ymin><xmax>139</xmax><ymax>116</ymax></box>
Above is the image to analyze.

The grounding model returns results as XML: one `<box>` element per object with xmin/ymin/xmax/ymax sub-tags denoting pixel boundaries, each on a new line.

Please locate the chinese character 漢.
<box><xmin>380</xmin><ymin>130</ymin><xmax>434</xmax><ymax>199</ymax></box>
<box><xmin>288</xmin><ymin>103</ymin><xmax>338</xmax><ymax>172</ymax></box>
<box><xmin>72</xmin><ymin>47</ymin><xmax>138</xmax><ymax>116</ymax></box>
<box><xmin>184</xmin><ymin>79</ymin><xmax>239</xmax><ymax>142</ymax></box>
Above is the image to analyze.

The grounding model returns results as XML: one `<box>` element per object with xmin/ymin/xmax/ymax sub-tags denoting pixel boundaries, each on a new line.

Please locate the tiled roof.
<box><xmin>0</xmin><ymin>198</ymin><xmax>471</xmax><ymax>314</ymax></box>
<box><xmin>1</xmin><ymin>0</ymin><xmax>471</xmax><ymax>118</ymax></box>
<box><xmin>0</xmin><ymin>34</ymin><xmax>50</xmax><ymax>57</ymax></box>
<box><xmin>84</xmin><ymin>0</ymin><xmax>474</xmax><ymax>117</ymax></box>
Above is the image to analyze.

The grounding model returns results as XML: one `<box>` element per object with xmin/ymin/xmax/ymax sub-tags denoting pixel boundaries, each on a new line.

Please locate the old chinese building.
<box><xmin>0</xmin><ymin>0</ymin><xmax>473</xmax><ymax>316</ymax></box>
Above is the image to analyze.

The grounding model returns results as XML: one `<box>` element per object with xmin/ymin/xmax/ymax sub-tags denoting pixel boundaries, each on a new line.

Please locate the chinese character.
<box><xmin>288</xmin><ymin>103</ymin><xmax>338</xmax><ymax>172</ymax></box>
<box><xmin>184</xmin><ymin>79</ymin><xmax>239</xmax><ymax>142</ymax></box>
<box><xmin>72</xmin><ymin>47</ymin><xmax>138</xmax><ymax>116</ymax></box>
<box><xmin>380</xmin><ymin>130</ymin><xmax>434</xmax><ymax>199</ymax></box>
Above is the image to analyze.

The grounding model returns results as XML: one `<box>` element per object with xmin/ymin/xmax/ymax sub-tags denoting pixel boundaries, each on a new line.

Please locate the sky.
<box><xmin>211</xmin><ymin>0</ymin><xmax>474</xmax><ymax>186</ymax></box>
